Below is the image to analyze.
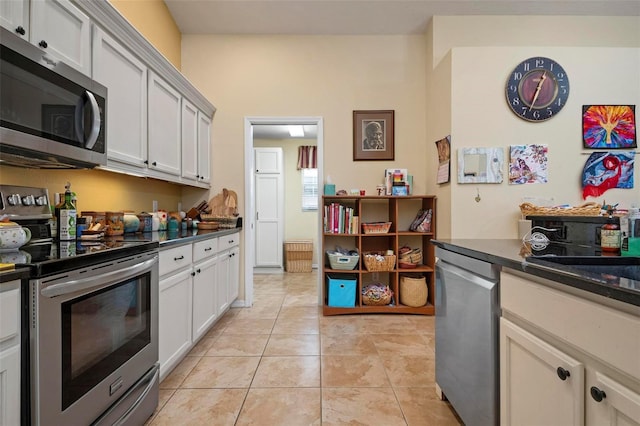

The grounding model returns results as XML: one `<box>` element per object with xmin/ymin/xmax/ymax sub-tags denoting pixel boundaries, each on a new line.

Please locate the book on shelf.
<box><xmin>324</xmin><ymin>202</ymin><xmax>358</xmax><ymax>234</ymax></box>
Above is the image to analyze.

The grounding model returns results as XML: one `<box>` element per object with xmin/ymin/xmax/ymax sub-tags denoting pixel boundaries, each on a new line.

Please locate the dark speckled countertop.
<box><xmin>432</xmin><ymin>239</ymin><xmax>640</xmax><ymax>307</ymax></box>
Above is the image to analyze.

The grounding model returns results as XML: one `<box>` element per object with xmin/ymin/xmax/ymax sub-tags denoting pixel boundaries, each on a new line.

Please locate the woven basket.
<box><xmin>400</xmin><ymin>275</ymin><xmax>428</xmax><ymax>307</ymax></box>
<box><xmin>519</xmin><ymin>202</ymin><xmax>601</xmax><ymax>217</ymax></box>
<box><xmin>363</xmin><ymin>252</ymin><xmax>396</xmax><ymax>271</ymax></box>
<box><xmin>399</xmin><ymin>247</ymin><xmax>422</xmax><ymax>265</ymax></box>
<box><xmin>362</xmin><ymin>284</ymin><xmax>393</xmax><ymax>306</ymax></box>
<box><xmin>362</xmin><ymin>222</ymin><xmax>392</xmax><ymax>234</ymax></box>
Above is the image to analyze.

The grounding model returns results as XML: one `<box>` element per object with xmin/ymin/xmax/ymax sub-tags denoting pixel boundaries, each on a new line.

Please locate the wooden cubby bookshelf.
<box><xmin>322</xmin><ymin>195</ymin><xmax>437</xmax><ymax>316</ymax></box>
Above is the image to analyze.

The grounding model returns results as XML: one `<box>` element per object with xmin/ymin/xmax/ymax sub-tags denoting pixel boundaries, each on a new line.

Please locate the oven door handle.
<box><xmin>41</xmin><ymin>257</ymin><xmax>156</xmax><ymax>298</ymax></box>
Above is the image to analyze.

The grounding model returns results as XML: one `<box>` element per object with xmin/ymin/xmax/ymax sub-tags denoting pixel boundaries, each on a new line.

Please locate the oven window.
<box><xmin>61</xmin><ymin>272</ymin><xmax>151</xmax><ymax>410</ymax></box>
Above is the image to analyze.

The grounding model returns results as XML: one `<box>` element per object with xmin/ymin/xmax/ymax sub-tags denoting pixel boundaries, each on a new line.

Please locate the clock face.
<box><xmin>506</xmin><ymin>57</ymin><xmax>570</xmax><ymax>122</ymax></box>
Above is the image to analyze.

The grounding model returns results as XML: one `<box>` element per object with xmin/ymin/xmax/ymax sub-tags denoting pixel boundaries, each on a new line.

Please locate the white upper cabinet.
<box><xmin>1</xmin><ymin>0</ymin><xmax>91</xmax><ymax>75</ymax></box>
<box><xmin>181</xmin><ymin>99</ymin><xmax>199</xmax><ymax>182</ymax></box>
<box><xmin>197</xmin><ymin>112</ymin><xmax>212</xmax><ymax>184</ymax></box>
<box><xmin>31</xmin><ymin>0</ymin><xmax>91</xmax><ymax>75</ymax></box>
<box><xmin>92</xmin><ymin>26</ymin><xmax>148</xmax><ymax>168</ymax></box>
<box><xmin>0</xmin><ymin>0</ymin><xmax>29</xmax><ymax>38</ymax></box>
<box><xmin>148</xmin><ymin>71</ymin><xmax>182</xmax><ymax>177</ymax></box>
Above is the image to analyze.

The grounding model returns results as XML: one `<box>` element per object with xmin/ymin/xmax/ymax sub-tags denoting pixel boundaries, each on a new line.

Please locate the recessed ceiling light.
<box><xmin>288</xmin><ymin>125</ymin><xmax>305</xmax><ymax>137</ymax></box>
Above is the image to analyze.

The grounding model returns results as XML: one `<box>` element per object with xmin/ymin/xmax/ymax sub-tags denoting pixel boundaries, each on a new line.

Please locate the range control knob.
<box><xmin>35</xmin><ymin>195</ymin><xmax>48</xmax><ymax>206</ymax></box>
<box><xmin>22</xmin><ymin>195</ymin><xmax>35</xmax><ymax>206</ymax></box>
<box><xmin>7</xmin><ymin>194</ymin><xmax>21</xmax><ymax>206</ymax></box>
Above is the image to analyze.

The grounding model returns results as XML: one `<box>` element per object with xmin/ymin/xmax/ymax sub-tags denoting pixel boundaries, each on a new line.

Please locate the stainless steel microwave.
<box><xmin>0</xmin><ymin>26</ymin><xmax>107</xmax><ymax>169</ymax></box>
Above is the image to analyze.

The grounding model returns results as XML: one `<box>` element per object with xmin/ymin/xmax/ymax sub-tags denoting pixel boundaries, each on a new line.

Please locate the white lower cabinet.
<box><xmin>159</xmin><ymin>232</ymin><xmax>240</xmax><ymax>380</ymax></box>
<box><xmin>0</xmin><ymin>280</ymin><xmax>20</xmax><ymax>426</ymax></box>
<box><xmin>500</xmin><ymin>269</ymin><xmax>640</xmax><ymax>426</ymax></box>
<box><xmin>159</xmin><ymin>268</ymin><xmax>192</xmax><ymax>381</ymax></box>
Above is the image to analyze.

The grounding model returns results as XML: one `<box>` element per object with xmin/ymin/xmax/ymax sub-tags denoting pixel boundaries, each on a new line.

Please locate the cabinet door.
<box><xmin>217</xmin><ymin>249</ymin><xmax>231</xmax><ymax>313</ymax></box>
<box><xmin>501</xmin><ymin>318</ymin><xmax>584</xmax><ymax>426</ymax></box>
<box><xmin>228</xmin><ymin>245</ymin><xmax>239</xmax><ymax>303</ymax></box>
<box><xmin>181</xmin><ymin>99</ymin><xmax>199</xmax><ymax>182</ymax></box>
<box><xmin>30</xmin><ymin>0</ymin><xmax>91</xmax><ymax>76</ymax></box>
<box><xmin>197</xmin><ymin>112</ymin><xmax>212</xmax><ymax>184</ymax></box>
<box><xmin>0</xmin><ymin>345</ymin><xmax>20</xmax><ymax>426</ymax></box>
<box><xmin>159</xmin><ymin>269</ymin><xmax>192</xmax><ymax>380</ymax></box>
<box><xmin>0</xmin><ymin>0</ymin><xmax>28</xmax><ymax>38</ymax></box>
<box><xmin>192</xmin><ymin>256</ymin><xmax>219</xmax><ymax>342</ymax></box>
<box><xmin>92</xmin><ymin>26</ymin><xmax>147</xmax><ymax>168</ymax></box>
<box><xmin>586</xmin><ymin>370</ymin><xmax>640</xmax><ymax>426</ymax></box>
<box><xmin>148</xmin><ymin>71</ymin><xmax>181</xmax><ymax>177</ymax></box>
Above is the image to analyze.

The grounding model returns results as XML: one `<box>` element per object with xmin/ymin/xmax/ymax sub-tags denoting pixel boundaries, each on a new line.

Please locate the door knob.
<box><xmin>15</xmin><ymin>26</ymin><xmax>25</xmax><ymax>35</ymax></box>
<box><xmin>590</xmin><ymin>386</ymin><xmax>606</xmax><ymax>402</ymax></box>
<box><xmin>39</xmin><ymin>40</ymin><xmax>48</xmax><ymax>48</ymax></box>
<box><xmin>556</xmin><ymin>367</ymin><xmax>570</xmax><ymax>381</ymax></box>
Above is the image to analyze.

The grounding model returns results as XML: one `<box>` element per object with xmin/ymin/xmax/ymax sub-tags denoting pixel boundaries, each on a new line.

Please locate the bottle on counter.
<box><xmin>601</xmin><ymin>207</ymin><xmax>621</xmax><ymax>254</ymax></box>
<box><xmin>57</xmin><ymin>182</ymin><xmax>77</xmax><ymax>241</ymax></box>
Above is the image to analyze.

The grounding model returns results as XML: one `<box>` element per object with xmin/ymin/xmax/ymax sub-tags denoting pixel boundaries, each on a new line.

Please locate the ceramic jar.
<box><xmin>0</xmin><ymin>222</ymin><xmax>31</xmax><ymax>250</ymax></box>
<box><xmin>137</xmin><ymin>213</ymin><xmax>152</xmax><ymax>232</ymax></box>
<box><xmin>123</xmin><ymin>211</ymin><xmax>140</xmax><ymax>233</ymax></box>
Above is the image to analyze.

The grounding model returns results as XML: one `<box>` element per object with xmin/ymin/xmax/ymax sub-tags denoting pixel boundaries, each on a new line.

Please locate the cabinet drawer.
<box><xmin>218</xmin><ymin>233</ymin><xmax>239</xmax><ymax>251</ymax></box>
<box><xmin>0</xmin><ymin>287</ymin><xmax>19</xmax><ymax>344</ymax></box>
<box><xmin>159</xmin><ymin>244</ymin><xmax>193</xmax><ymax>276</ymax></box>
<box><xmin>501</xmin><ymin>270</ymin><xmax>640</xmax><ymax>379</ymax></box>
<box><xmin>193</xmin><ymin>238</ymin><xmax>218</xmax><ymax>263</ymax></box>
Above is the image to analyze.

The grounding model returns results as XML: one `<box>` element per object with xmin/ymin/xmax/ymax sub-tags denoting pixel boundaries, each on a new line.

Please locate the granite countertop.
<box><xmin>432</xmin><ymin>239</ymin><xmax>640</xmax><ymax>307</ymax></box>
<box><xmin>151</xmin><ymin>227</ymin><xmax>241</xmax><ymax>248</ymax></box>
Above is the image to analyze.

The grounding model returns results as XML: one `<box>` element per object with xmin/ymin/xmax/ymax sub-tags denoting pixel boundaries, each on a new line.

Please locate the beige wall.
<box><xmin>108</xmin><ymin>0</ymin><xmax>182</xmax><ymax>69</ymax></box>
<box><xmin>181</xmin><ymin>34</ymin><xmax>429</xmax><ymax>216</ymax></box>
<box><xmin>254</xmin><ymin>139</ymin><xmax>319</xmax><ymax>265</ymax></box>
<box><xmin>425</xmin><ymin>16</ymin><xmax>640</xmax><ymax>239</ymax></box>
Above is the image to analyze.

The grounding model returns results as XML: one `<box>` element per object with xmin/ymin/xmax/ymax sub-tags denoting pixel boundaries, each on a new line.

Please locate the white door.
<box><xmin>254</xmin><ymin>148</ymin><xmax>284</xmax><ymax>268</ymax></box>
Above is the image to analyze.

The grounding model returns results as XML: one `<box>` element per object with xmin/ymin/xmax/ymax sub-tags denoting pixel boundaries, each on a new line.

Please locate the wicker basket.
<box><xmin>285</xmin><ymin>240</ymin><xmax>313</xmax><ymax>273</ymax></box>
<box><xmin>400</xmin><ymin>275</ymin><xmax>428</xmax><ymax>307</ymax></box>
<box><xmin>519</xmin><ymin>202</ymin><xmax>601</xmax><ymax>217</ymax></box>
<box><xmin>362</xmin><ymin>284</ymin><xmax>393</xmax><ymax>306</ymax></box>
<box><xmin>362</xmin><ymin>222</ymin><xmax>392</xmax><ymax>234</ymax></box>
<box><xmin>398</xmin><ymin>247</ymin><xmax>422</xmax><ymax>265</ymax></box>
<box><xmin>363</xmin><ymin>252</ymin><xmax>396</xmax><ymax>271</ymax></box>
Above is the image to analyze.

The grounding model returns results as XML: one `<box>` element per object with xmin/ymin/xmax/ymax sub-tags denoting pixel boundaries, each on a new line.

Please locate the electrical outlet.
<box><xmin>152</xmin><ymin>200</ymin><xmax>158</xmax><ymax>212</ymax></box>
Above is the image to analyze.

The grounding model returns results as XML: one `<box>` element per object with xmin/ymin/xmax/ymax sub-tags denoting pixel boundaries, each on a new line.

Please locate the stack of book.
<box><xmin>324</xmin><ymin>203</ymin><xmax>359</xmax><ymax>234</ymax></box>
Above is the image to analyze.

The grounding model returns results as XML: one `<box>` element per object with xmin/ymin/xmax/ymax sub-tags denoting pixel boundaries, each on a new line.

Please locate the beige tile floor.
<box><xmin>149</xmin><ymin>270</ymin><xmax>462</xmax><ymax>425</ymax></box>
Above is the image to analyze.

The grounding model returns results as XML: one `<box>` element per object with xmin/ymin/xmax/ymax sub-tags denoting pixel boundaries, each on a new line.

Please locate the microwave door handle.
<box><xmin>74</xmin><ymin>96</ymin><xmax>84</xmax><ymax>143</ymax></box>
<box><xmin>40</xmin><ymin>257</ymin><xmax>156</xmax><ymax>298</ymax></box>
<box><xmin>84</xmin><ymin>91</ymin><xmax>101</xmax><ymax>150</ymax></box>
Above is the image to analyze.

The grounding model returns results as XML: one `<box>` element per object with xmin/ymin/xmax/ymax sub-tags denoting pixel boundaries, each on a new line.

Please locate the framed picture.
<box><xmin>353</xmin><ymin>110</ymin><xmax>394</xmax><ymax>161</ymax></box>
<box><xmin>42</xmin><ymin>104</ymin><xmax>76</xmax><ymax>140</ymax></box>
<box><xmin>457</xmin><ymin>147</ymin><xmax>505</xmax><ymax>184</ymax></box>
<box><xmin>583</xmin><ymin>105</ymin><xmax>636</xmax><ymax>149</ymax></box>
<box><xmin>435</xmin><ymin>135</ymin><xmax>451</xmax><ymax>184</ymax></box>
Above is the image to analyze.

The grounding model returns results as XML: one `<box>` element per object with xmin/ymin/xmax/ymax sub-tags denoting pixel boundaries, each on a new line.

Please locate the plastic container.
<box><xmin>326</xmin><ymin>251</ymin><xmax>359</xmax><ymax>270</ymax></box>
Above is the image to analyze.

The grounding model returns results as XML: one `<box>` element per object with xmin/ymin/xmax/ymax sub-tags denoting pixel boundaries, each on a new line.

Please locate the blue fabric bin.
<box><xmin>327</xmin><ymin>275</ymin><xmax>357</xmax><ymax>307</ymax></box>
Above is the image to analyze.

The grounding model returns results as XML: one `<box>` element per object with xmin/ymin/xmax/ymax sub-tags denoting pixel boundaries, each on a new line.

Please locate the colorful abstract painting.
<box><xmin>582</xmin><ymin>152</ymin><xmax>635</xmax><ymax>199</ymax></box>
<box><xmin>583</xmin><ymin>105</ymin><xmax>636</xmax><ymax>149</ymax></box>
<box><xmin>509</xmin><ymin>144</ymin><xmax>548</xmax><ymax>184</ymax></box>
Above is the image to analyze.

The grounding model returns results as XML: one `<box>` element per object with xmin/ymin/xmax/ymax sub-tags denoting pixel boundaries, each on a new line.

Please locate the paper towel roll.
<box><xmin>518</xmin><ymin>219</ymin><xmax>532</xmax><ymax>239</ymax></box>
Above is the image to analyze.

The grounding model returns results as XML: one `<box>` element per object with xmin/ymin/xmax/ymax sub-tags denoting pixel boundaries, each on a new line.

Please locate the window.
<box><xmin>301</xmin><ymin>168</ymin><xmax>318</xmax><ymax>211</ymax></box>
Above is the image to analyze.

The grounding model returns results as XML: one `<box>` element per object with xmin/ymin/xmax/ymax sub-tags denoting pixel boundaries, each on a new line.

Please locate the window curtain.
<box><xmin>297</xmin><ymin>145</ymin><xmax>317</xmax><ymax>170</ymax></box>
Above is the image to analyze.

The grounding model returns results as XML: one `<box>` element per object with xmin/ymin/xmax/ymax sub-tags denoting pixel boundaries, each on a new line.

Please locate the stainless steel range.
<box><xmin>1</xmin><ymin>184</ymin><xmax>159</xmax><ymax>425</ymax></box>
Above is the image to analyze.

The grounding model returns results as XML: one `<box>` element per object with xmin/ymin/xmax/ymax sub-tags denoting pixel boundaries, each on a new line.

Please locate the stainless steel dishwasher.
<box><xmin>435</xmin><ymin>247</ymin><xmax>501</xmax><ymax>426</ymax></box>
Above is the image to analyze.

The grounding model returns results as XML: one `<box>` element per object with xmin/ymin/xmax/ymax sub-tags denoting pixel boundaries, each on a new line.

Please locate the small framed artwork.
<box><xmin>583</xmin><ymin>105</ymin><xmax>636</xmax><ymax>149</ymax></box>
<box><xmin>435</xmin><ymin>135</ymin><xmax>451</xmax><ymax>184</ymax></box>
<box><xmin>42</xmin><ymin>104</ymin><xmax>76</xmax><ymax>140</ymax></box>
<box><xmin>353</xmin><ymin>110</ymin><xmax>394</xmax><ymax>161</ymax></box>
<box><xmin>391</xmin><ymin>185</ymin><xmax>408</xmax><ymax>196</ymax></box>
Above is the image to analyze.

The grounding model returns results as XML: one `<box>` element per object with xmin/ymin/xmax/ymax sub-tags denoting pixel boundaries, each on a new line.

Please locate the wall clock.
<box><xmin>505</xmin><ymin>57</ymin><xmax>570</xmax><ymax>122</ymax></box>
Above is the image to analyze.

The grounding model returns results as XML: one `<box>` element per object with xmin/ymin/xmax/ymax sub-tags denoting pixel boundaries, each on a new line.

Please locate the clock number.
<box><xmin>532</xmin><ymin>110</ymin><xmax>541</xmax><ymax>120</ymax></box>
<box><xmin>560</xmin><ymin>85</ymin><xmax>567</xmax><ymax>94</ymax></box>
<box><xmin>546</xmin><ymin>109</ymin><xmax>553</xmax><ymax>116</ymax></box>
<box><xmin>520</xmin><ymin>106</ymin><xmax>528</xmax><ymax>116</ymax></box>
<box><xmin>556</xmin><ymin>98</ymin><xmax>564</xmax><ymax>107</ymax></box>
<box><xmin>513</xmin><ymin>71</ymin><xmax>523</xmax><ymax>81</ymax></box>
<box><xmin>523</xmin><ymin>62</ymin><xmax>530</xmax><ymax>72</ymax></box>
<box><xmin>509</xmin><ymin>84</ymin><xmax>517</xmax><ymax>93</ymax></box>
<box><xmin>512</xmin><ymin>97</ymin><xmax>521</xmax><ymax>106</ymax></box>
<box><xmin>535</xmin><ymin>58</ymin><xmax>545</xmax><ymax>68</ymax></box>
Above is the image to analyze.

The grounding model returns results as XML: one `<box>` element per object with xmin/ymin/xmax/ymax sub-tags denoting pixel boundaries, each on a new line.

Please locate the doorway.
<box><xmin>243</xmin><ymin>117</ymin><xmax>324</xmax><ymax>308</ymax></box>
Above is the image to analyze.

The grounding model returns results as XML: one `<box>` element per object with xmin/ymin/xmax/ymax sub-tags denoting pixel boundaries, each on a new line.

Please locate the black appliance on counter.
<box><xmin>1</xmin><ymin>185</ymin><xmax>159</xmax><ymax>425</ymax></box>
<box><xmin>526</xmin><ymin>215</ymin><xmax>617</xmax><ymax>246</ymax></box>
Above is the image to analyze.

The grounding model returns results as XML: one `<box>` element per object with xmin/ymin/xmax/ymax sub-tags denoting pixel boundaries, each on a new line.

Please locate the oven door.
<box><xmin>30</xmin><ymin>251</ymin><xmax>158</xmax><ymax>426</ymax></box>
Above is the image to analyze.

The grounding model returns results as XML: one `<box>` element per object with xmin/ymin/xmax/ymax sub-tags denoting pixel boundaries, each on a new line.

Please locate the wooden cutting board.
<box><xmin>208</xmin><ymin>188</ymin><xmax>238</xmax><ymax>217</ymax></box>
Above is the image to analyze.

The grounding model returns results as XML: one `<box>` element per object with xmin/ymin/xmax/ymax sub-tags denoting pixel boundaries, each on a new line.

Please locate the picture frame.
<box><xmin>42</xmin><ymin>104</ymin><xmax>76</xmax><ymax>140</ymax></box>
<box><xmin>353</xmin><ymin>110</ymin><xmax>394</xmax><ymax>161</ymax></box>
<box><xmin>582</xmin><ymin>105</ymin><xmax>636</xmax><ymax>149</ymax></box>
<box><xmin>457</xmin><ymin>147</ymin><xmax>505</xmax><ymax>184</ymax></box>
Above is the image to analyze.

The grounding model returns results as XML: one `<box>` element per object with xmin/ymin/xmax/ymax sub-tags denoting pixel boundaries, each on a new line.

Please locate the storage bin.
<box><xmin>327</xmin><ymin>275</ymin><xmax>356</xmax><ymax>307</ymax></box>
<box><xmin>326</xmin><ymin>251</ymin><xmax>359</xmax><ymax>270</ymax></box>
<box><xmin>285</xmin><ymin>240</ymin><xmax>313</xmax><ymax>272</ymax></box>
<box><xmin>399</xmin><ymin>275</ymin><xmax>428</xmax><ymax>307</ymax></box>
